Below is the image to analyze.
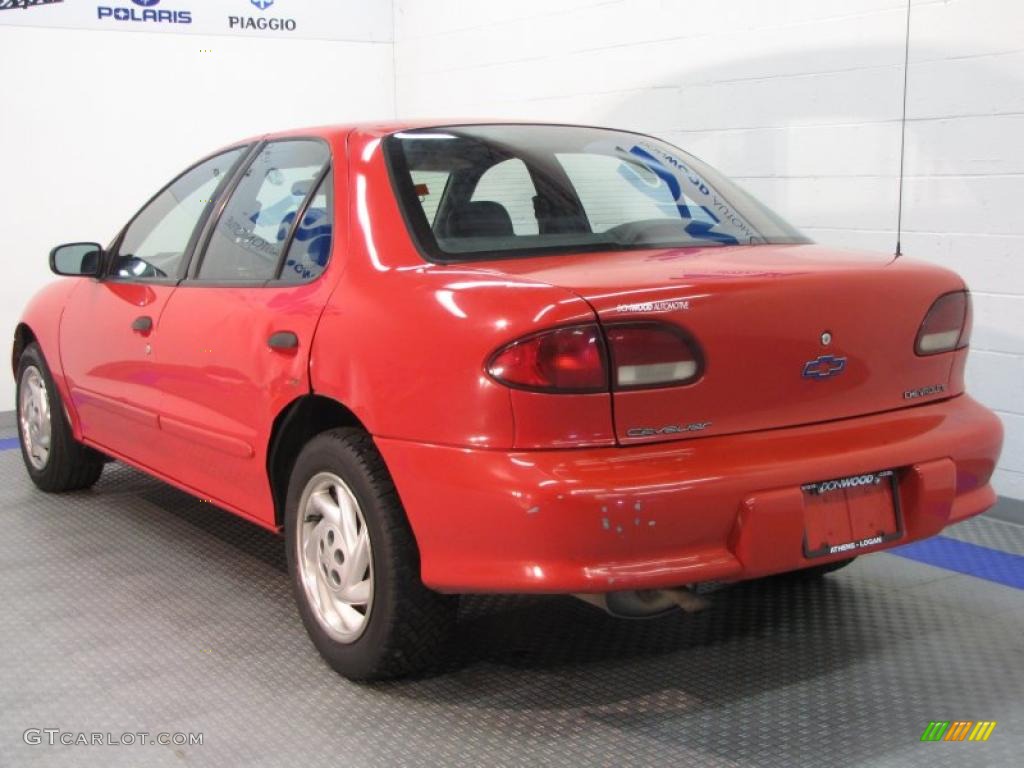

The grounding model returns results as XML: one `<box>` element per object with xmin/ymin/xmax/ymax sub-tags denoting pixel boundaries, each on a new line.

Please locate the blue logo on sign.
<box><xmin>802</xmin><ymin>355</ymin><xmax>847</xmax><ymax>380</ymax></box>
<box><xmin>251</xmin><ymin>0</ymin><xmax>274</xmax><ymax>9</ymax></box>
<box><xmin>98</xmin><ymin>0</ymin><xmax>190</xmax><ymax>23</ymax></box>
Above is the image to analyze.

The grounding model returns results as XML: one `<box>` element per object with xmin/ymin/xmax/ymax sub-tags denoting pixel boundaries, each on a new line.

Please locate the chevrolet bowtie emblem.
<box><xmin>802</xmin><ymin>354</ymin><xmax>847</xmax><ymax>379</ymax></box>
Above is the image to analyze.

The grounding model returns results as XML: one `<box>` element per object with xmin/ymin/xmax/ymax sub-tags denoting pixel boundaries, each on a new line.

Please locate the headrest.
<box><xmin>446</xmin><ymin>200</ymin><xmax>514</xmax><ymax>238</ymax></box>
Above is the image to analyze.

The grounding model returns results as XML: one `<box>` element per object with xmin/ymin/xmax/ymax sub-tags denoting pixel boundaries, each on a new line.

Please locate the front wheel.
<box><xmin>285</xmin><ymin>428</ymin><xmax>456</xmax><ymax>680</ymax></box>
<box><xmin>16</xmin><ymin>343</ymin><xmax>103</xmax><ymax>492</ymax></box>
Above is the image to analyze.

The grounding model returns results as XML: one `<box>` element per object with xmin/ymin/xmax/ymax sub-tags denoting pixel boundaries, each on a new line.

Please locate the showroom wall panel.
<box><xmin>394</xmin><ymin>0</ymin><xmax>1024</xmax><ymax>499</ymax></box>
<box><xmin>900</xmin><ymin>0</ymin><xmax>1024</xmax><ymax>499</ymax></box>
<box><xmin>0</xmin><ymin>7</ymin><xmax>395</xmax><ymax>406</ymax></box>
<box><xmin>2</xmin><ymin>0</ymin><xmax>1021</xmax><ymax>499</ymax></box>
<box><xmin>395</xmin><ymin>0</ymin><xmax>911</xmax><ymax>251</ymax></box>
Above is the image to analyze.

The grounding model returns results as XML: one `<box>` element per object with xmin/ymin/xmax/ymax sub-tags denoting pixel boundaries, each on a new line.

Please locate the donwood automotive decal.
<box><xmin>615</xmin><ymin>299</ymin><xmax>690</xmax><ymax>313</ymax></box>
<box><xmin>802</xmin><ymin>472</ymin><xmax>884</xmax><ymax>496</ymax></box>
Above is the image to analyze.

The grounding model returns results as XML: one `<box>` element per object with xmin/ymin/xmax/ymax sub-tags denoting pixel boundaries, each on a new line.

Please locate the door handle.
<box><xmin>268</xmin><ymin>331</ymin><xmax>299</xmax><ymax>350</ymax></box>
<box><xmin>132</xmin><ymin>315</ymin><xmax>153</xmax><ymax>334</ymax></box>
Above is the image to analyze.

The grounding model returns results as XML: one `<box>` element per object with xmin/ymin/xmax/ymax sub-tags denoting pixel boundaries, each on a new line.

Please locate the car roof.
<box><xmin>211</xmin><ymin>119</ymin><xmax>647</xmax><ymax>162</ymax></box>
<box><xmin>247</xmin><ymin>119</ymin><xmax>628</xmax><ymax>144</ymax></box>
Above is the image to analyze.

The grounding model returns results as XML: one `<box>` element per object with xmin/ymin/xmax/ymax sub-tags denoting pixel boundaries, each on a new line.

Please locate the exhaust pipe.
<box><xmin>574</xmin><ymin>587</ymin><xmax>708</xmax><ymax>618</ymax></box>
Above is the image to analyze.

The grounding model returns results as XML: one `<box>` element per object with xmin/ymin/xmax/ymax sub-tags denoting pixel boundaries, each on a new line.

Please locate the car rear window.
<box><xmin>384</xmin><ymin>124</ymin><xmax>809</xmax><ymax>262</ymax></box>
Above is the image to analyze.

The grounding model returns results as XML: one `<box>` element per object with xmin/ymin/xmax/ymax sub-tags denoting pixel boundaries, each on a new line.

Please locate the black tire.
<box><xmin>15</xmin><ymin>343</ymin><xmax>104</xmax><ymax>492</ymax></box>
<box><xmin>285</xmin><ymin>428</ymin><xmax>457</xmax><ymax>681</ymax></box>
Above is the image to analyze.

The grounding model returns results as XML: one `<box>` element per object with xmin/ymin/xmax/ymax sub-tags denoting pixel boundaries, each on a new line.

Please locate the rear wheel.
<box><xmin>285</xmin><ymin>428</ymin><xmax>456</xmax><ymax>680</ymax></box>
<box><xmin>16</xmin><ymin>343</ymin><xmax>103</xmax><ymax>492</ymax></box>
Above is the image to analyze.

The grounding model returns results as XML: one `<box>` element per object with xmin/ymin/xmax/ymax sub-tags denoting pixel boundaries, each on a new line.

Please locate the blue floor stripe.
<box><xmin>890</xmin><ymin>535</ymin><xmax>1024</xmax><ymax>590</ymax></box>
<box><xmin>0</xmin><ymin>437</ymin><xmax>20</xmax><ymax>451</ymax></box>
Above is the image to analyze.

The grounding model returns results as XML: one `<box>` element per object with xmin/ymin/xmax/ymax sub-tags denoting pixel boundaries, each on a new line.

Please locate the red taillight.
<box><xmin>606</xmin><ymin>322</ymin><xmax>703</xmax><ymax>389</ymax></box>
<box><xmin>486</xmin><ymin>324</ymin><xmax>607</xmax><ymax>392</ymax></box>
<box><xmin>487</xmin><ymin>322</ymin><xmax>704</xmax><ymax>393</ymax></box>
<box><xmin>916</xmin><ymin>291</ymin><xmax>972</xmax><ymax>355</ymax></box>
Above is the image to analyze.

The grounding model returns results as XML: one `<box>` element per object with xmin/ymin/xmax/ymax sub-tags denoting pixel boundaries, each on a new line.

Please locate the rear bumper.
<box><xmin>376</xmin><ymin>395</ymin><xmax>1003</xmax><ymax>594</ymax></box>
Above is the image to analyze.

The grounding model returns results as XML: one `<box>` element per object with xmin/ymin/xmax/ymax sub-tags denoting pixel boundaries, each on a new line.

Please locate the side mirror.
<box><xmin>50</xmin><ymin>242</ymin><xmax>102</xmax><ymax>277</ymax></box>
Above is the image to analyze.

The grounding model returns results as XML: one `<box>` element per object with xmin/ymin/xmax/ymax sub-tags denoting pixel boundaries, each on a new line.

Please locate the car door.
<box><xmin>60</xmin><ymin>146</ymin><xmax>249</xmax><ymax>468</ymax></box>
<box><xmin>153</xmin><ymin>139</ymin><xmax>337</xmax><ymax>524</ymax></box>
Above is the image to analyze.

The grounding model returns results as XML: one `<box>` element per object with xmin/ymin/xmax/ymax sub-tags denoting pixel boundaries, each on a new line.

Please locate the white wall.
<box><xmin>394</xmin><ymin>0</ymin><xmax>1024</xmax><ymax>500</ymax></box>
<box><xmin>2</xmin><ymin>1</ymin><xmax>1021</xmax><ymax>499</ymax></box>
<box><xmin>0</xmin><ymin>20</ymin><xmax>394</xmax><ymax>405</ymax></box>
<box><xmin>900</xmin><ymin>0</ymin><xmax>1024</xmax><ymax>500</ymax></box>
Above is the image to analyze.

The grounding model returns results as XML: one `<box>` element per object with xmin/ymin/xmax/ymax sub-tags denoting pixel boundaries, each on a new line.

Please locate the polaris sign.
<box><xmin>97</xmin><ymin>0</ymin><xmax>191</xmax><ymax>25</ymax></box>
<box><xmin>0</xmin><ymin>0</ymin><xmax>388</xmax><ymax>42</ymax></box>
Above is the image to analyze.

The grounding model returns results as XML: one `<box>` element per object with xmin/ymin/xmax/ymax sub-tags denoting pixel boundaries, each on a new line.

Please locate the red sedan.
<box><xmin>13</xmin><ymin>122</ymin><xmax>1003</xmax><ymax>680</ymax></box>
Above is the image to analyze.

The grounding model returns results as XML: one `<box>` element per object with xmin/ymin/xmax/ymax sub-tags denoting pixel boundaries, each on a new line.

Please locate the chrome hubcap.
<box><xmin>297</xmin><ymin>472</ymin><xmax>374</xmax><ymax>643</ymax></box>
<box><xmin>19</xmin><ymin>366</ymin><xmax>52</xmax><ymax>470</ymax></box>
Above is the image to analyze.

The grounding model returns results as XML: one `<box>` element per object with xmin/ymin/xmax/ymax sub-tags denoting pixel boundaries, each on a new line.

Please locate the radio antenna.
<box><xmin>895</xmin><ymin>0</ymin><xmax>912</xmax><ymax>257</ymax></box>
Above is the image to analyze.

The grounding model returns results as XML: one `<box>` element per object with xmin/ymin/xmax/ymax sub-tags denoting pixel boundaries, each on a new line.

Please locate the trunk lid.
<box><xmin>476</xmin><ymin>244</ymin><xmax>964</xmax><ymax>445</ymax></box>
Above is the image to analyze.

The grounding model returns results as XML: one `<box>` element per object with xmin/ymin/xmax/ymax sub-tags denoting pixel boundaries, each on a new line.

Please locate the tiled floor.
<box><xmin>0</xmin><ymin>431</ymin><xmax>1021</xmax><ymax>767</ymax></box>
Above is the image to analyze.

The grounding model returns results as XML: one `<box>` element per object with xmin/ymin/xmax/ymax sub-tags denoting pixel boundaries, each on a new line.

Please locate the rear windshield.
<box><xmin>384</xmin><ymin>124</ymin><xmax>810</xmax><ymax>262</ymax></box>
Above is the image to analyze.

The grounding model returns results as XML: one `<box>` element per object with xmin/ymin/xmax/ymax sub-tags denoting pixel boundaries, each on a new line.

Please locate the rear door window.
<box><xmin>279</xmin><ymin>169</ymin><xmax>334</xmax><ymax>284</ymax></box>
<box><xmin>196</xmin><ymin>139</ymin><xmax>329</xmax><ymax>282</ymax></box>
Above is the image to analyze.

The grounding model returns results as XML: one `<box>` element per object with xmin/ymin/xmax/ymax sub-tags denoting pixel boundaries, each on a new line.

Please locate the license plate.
<box><xmin>801</xmin><ymin>470</ymin><xmax>903</xmax><ymax>559</ymax></box>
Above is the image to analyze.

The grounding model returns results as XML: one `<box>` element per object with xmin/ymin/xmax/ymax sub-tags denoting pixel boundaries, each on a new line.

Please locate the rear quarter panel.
<box><xmin>308</xmin><ymin>129</ymin><xmax>608</xmax><ymax>449</ymax></box>
<box><xmin>311</xmin><ymin>263</ymin><xmax>602</xmax><ymax>448</ymax></box>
